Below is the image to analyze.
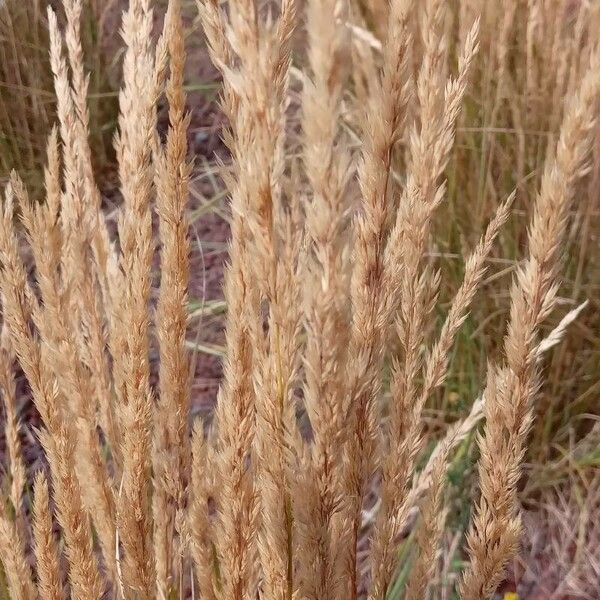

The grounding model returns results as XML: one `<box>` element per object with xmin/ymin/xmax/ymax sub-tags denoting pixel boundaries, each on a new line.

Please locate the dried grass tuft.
<box><xmin>0</xmin><ymin>1</ymin><xmax>597</xmax><ymax>599</ymax></box>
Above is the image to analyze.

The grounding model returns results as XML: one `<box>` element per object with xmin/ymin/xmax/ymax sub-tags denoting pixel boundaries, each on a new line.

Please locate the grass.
<box><xmin>0</xmin><ymin>0</ymin><xmax>599</xmax><ymax>599</ymax></box>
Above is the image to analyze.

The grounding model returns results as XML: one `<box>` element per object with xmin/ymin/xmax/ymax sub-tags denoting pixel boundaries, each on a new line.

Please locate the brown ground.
<box><xmin>182</xmin><ymin>28</ymin><xmax>229</xmax><ymax>422</ymax></box>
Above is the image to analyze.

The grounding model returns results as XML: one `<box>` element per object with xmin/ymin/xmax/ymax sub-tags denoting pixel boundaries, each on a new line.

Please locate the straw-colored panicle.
<box><xmin>210</xmin><ymin>215</ymin><xmax>260</xmax><ymax>600</ymax></box>
<box><xmin>48</xmin><ymin>0</ymin><xmax>120</xmax><ymax>485</ymax></box>
<box><xmin>32</xmin><ymin>472</ymin><xmax>65</xmax><ymax>600</ymax></box>
<box><xmin>199</xmin><ymin>1</ymin><xmax>302</xmax><ymax>598</ymax></box>
<box><xmin>295</xmin><ymin>0</ymin><xmax>351</xmax><ymax>598</ymax></box>
<box><xmin>46</xmin><ymin>7</ymin><xmax>119</xmax><ymax>464</ymax></box>
<box><xmin>461</xmin><ymin>49</ymin><xmax>600</xmax><ymax>600</ymax></box>
<box><xmin>56</xmin><ymin>0</ymin><xmax>122</xmax><ymax>472</ymax></box>
<box><xmin>0</xmin><ymin>338</ymin><xmax>26</xmax><ymax>522</ymax></box>
<box><xmin>226</xmin><ymin>3</ymin><xmax>304</xmax><ymax>598</ymax></box>
<box><xmin>459</xmin><ymin>365</ymin><xmax>522</xmax><ymax>600</ymax></box>
<box><xmin>197</xmin><ymin>1</ymin><xmax>261</xmax><ymax>597</ymax></box>
<box><xmin>113</xmin><ymin>0</ymin><xmax>168</xmax><ymax>595</ymax></box>
<box><xmin>152</xmin><ymin>0</ymin><xmax>192</xmax><ymax>594</ymax></box>
<box><xmin>369</xmin><ymin>189</ymin><xmax>510</xmax><ymax>600</ymax></box>
<box><xmin>403</xmin><ymin>451</ymin><xmax>448</xmax><ymax>600</ymax></box>
<box><xmin>16</xmin><ymin>161</ymin><xmax>117</xmax><ymax>583</ymax></box>
<box><xmin>360</xmin><ymin>1</ymin><xmax>479</xmax><ymax>596</ymax></box>
<box><xmin>336</xmin><ymin>0</ymin><xmax>414</xmax><ymax>595</ymax></box>
<box><xmin>0</xmin><ymin>335</ymin><xmax>32</xmax><ymax>600</ymax></box>
<box><xmin>189</xmin><ymin>423</ymin><xmax>217</xmax><ymax>599</ymax></box>
<box><xmin>209</xmin><ymin>226</ymin><xmax>259</xmax><ymax>600</ymax></box>
<box><xmin>0</xmin><ymin>501</ymin><xmax>35</xmax><ymax>600</ymax></box>
<box><xmin>0</xmin><ymin>182</ymin><xmax>103</xmax><ymax>599</ymax></box>
<box><xmin>0</xmin><ymin>0</ymin><xmax>598</xmax><ymax>598</ymax></box>
<box><xmin>61</xmin><ymin>0</ymin><xmax>120</xmax><ymax>315</ymax></box>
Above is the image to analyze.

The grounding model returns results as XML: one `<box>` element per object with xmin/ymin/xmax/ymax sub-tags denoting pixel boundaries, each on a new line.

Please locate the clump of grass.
<box><xmin>0</xmin><ymin>0</ymin><xmax>118</xmax><ymax>194</ymax></box>
<box><xmin>0</xmin><ymin>0</ymin><xmax>598</xmax><ymax>599</ymax></box>
<box><xmin>350</xmin><ymin>0</ymin><xmax>600</xmax><ymax>469</ymax></box>
<box><xmin>0</xmin><ymin>0</ymin><xmax>52</xmax><ymax>187</ymax></box>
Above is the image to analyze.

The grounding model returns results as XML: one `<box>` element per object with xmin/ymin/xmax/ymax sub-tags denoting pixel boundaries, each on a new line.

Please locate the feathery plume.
<box><xmin>189</xmin><ymin>423</ymin><xmax>217</xmax><ymax>600</ymax></box>
<box><xmin>113</xmin><ymin>0</ymin><xmax>164</xmax><ymax>593</ymax></box>
<box><xmin>0</xmin><ymin>502</ymin><xmax>35</xmax><ymax>600</ymax></box>
<box><xmin>338</xmin><ymin>0</ymin><xmax>414</xmax><ymax>594</ymax></box>
<box><xmin>295</xmin><ymin>0</ymin><xmax>351</xmax><ymax>596</ymax></box>
<box><xmin>32</xmin><ymin>472</ymin><xmax>65</xmax><ymax>600</ymax></box>
<box><xmin>367</xmin><ymin>9</ymin><xmax>480</xmax><ymax>600</ymax></box>
<box><xmin>461</xmin><ymin>48</ymin><xmax>600</xmax><ymax>600</ymax></box>
<box><xmin>0</xmin><ymin>340</ymin><xmax>26</xmax><ymax>518</ymax></box>
<box><xmin>153</xmin><ymin>0</ymin><xmax>192</xmax><ymax>593</ymax></box>
<box><xmin>0</xmin><ymin>183</ymin><xmax>102</xmax><ymax>599</ymax></box>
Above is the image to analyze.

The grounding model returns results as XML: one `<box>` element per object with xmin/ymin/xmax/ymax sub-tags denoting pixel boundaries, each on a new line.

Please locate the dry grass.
<box><xmin>0</xmin><ymin>0</ymin><xmax>598</xmax><ymax>599</ymax></box>
<box><xmin>0</xmin><ymin>0</ymin><xmax>119</xmax><ymax>194</ymax></box>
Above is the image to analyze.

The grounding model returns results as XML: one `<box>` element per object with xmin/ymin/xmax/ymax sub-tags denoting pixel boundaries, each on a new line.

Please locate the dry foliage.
<box><xmin>0</xmin><ymin>0</ymin><xmax>118</xmax><ymax>193</ymax></box>
<box><xmin>0</xmin><ymin>0</ymin><xmax>598</xmax><ymax>599</ymax></box>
